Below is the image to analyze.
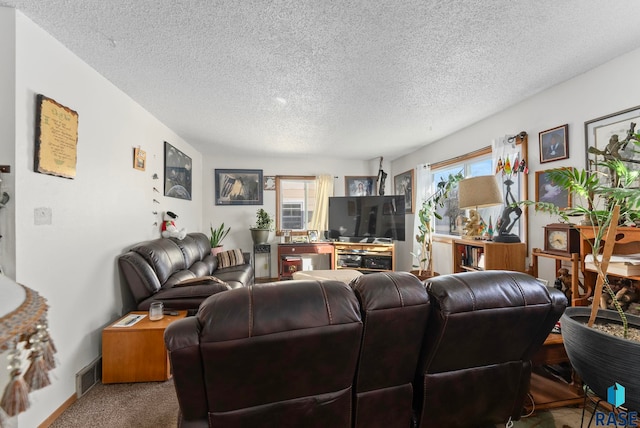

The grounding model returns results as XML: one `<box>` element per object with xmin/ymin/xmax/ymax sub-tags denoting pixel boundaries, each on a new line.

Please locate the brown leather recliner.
<box><xmin>349</xmin><ymin>272</ymin><xmax>431</xmax><ymax>428</ymax></box>
<box><xmin>414</xmin><ymin>270</ymin><xmax>568</xmax><ymax>428</ymax></box>
<box><xmin>165</xmin><ymin>280</ymin><xmax>363</xmax><ymax>428</ymax></box>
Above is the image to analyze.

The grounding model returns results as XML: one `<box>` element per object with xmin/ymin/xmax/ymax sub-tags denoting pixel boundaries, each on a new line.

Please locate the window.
<box><xmin>276</xmin><ymin>176</ymin><xmax>317</xmax><ymax>233</ymax></box>
<box><xmin>282</xmin><ymin>202</ymin><xmax>304</xmax><ymax>229</ymax></box>
<box><xmin>430</xmin><ymin>150</ymin><xmax>501</xmax><ymax>236</ymax></box>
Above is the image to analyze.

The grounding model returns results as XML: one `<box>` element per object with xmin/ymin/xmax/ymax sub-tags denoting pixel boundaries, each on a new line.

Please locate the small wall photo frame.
<box><xmin>535</xmin><ymin>169</ymin><xmax>572</xmax><ymax>210</ymax></box>
<box><xmin>264</xmin><ymin>176</ymin><xmax>276</xmax><ymax>190</ymax></box>
<box><xmin>133</xmin><ymin>147</ymin><xmax>146</xmax><ymax>171</ymax></box>
<box><xmin>164</xmin><ymin>141</ymin><xmax>192</xmax><ymax>200</ymax></box>
<box><xmin>215</xmin><ymin>169</ymin><xmax>263</xmax><ymax>205</ymax></box>
<box><xmin>539</xmin><ymin>124</ymin><xmax>568</xmax><ymax>163</ymax></box>
<box><xmin>345</xmin><ymin>176</ymin><xmax>376</xmax><ymax>196</ymax></box>
<box><xmin>34</xmin><ymin>94</ymin><xmax>79</xmax><ymax>179</ymax></box>
<box><xmin>393</xmin><ymin>169</ymin><xmax>415</xmax><ymax>213</ymax></box>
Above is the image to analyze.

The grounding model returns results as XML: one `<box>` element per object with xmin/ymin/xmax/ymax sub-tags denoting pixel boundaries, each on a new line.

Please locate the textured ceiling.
<box><xmin>3</xmin><ymin>1</ymin><xmax>640</xmax><ymax>160</ymax></box>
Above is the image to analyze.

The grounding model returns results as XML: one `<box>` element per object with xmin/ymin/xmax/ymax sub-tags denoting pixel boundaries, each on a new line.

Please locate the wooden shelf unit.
<box><xmin>574</xmin><ymin>225</ymin><xmax>640</xmax><ymax>306</ymax></box>
<box><xmin>531</xmin><ymin>249</ymin><xmax>584</xmax><ymax>306</ymax></box>
<box><xmin>452</xmin><ymin>239</ymin><xmax>526</xmax><ymax>273</ymax></box>
<box><xmin>333</xmin><ymin>242</ymin><xmax>395</xmax><ymax>273</ymax></box>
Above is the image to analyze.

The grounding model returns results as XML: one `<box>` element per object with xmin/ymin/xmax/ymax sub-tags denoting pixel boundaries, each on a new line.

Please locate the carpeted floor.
<box><xmin>47</xmin><ymin>380</ymin><xmax>591</xmax><ymax>428</ymax></box>
<box><xmin>49</xmin><ymin>380</ymin><xmax>178</xmax><ymax>428</ymax></box>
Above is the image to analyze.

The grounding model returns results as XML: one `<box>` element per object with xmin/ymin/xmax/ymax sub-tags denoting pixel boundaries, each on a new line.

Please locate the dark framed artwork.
<box><xmin>539</xmin><ymin>124</ymin><xmax>568</xmax><ymax>163</ymax></box>
<box><xmin>535</xmin><ymin>169</ymin><xmax>572</xmax><ymax>210</ymax></box>
<box><xmin>164</xmin><ymin>142</ymin><xmax>192</xmax><ymax>200</ymax></box>
<box><xmin>585</xmin><ymin>105</ymin><xmax>640</xmax><ymax>184</ymax></box>
<box><xmin>215</xmin><ymin>169</ymin><xmax>263</xmax><ymax>205</ymax></box>
<box><xmin>345</xmin><ymin>176</ymin><xmax>376</xmax><ymax>196</ymax></box>
<box><xmin>393</xmin><ymin>169</ymin><xmax>415</xmax><ymax>213</ymax></box>
<box><xmin>34</xmin><ymin>94</ymin><xmax>79</xmax><ymax>179</ymax></box>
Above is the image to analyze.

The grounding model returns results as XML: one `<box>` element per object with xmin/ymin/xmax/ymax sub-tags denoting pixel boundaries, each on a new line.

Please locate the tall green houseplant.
<box><xmin>414</xmin><ymin>171</ymin><xmax>464</xmax><ymax>277</ymax></box>
<box><xmin>523</xmin><ymin>158</ymin><xmax>640</xmax><ymax>337</ymax></box>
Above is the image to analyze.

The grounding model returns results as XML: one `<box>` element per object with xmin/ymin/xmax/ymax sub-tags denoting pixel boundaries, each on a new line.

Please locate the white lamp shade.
<box><xmin>458</xmin><ymin>175</ymin><xmax>503</xmax><ymax>209</ymax></box>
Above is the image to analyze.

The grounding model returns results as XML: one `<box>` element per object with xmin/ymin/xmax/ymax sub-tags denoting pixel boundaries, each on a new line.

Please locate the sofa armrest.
<box><xmin>165</xmin><ymin>317</ymin><xmax>208</xmax><ymax>423</ymax></box>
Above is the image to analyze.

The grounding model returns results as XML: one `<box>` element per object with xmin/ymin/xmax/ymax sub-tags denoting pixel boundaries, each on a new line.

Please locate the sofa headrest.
<box><xmin>425</xmin><ymin>270</ymin><xmax>563</xmax><ymax>314</ymax></box>
<box><xmin>350</xmin><ymin>271</ymin><xmax>429</xmax><ymax>311</ymax></box>
<box><xmin>197</xmin><ymin>280</ymin><xmax>362</xmax><ymax>342</ymax></box>
<box><xmin>130</xmin><ymin>238</ymin><xmax>186</xmax><ymax>285</ymax></box>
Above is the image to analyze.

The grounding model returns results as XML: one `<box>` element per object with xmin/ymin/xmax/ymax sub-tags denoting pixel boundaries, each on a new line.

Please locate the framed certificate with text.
<box><xmin>34</xmin><ymin>94</ymin><xmax>79</xmax><ymax>179</ymax></box>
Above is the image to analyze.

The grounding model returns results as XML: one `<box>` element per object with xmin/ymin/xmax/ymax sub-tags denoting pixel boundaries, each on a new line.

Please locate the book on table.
<box><xmin>584</xmin><ymin>253</ymin><xmax>640</xmax><ymax>276</ymax></box>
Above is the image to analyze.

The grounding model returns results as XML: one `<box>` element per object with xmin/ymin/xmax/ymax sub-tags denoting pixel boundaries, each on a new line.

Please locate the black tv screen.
<box><xmin>328</xmin><ymin>196</ymin><xmax>405</xmax><ymax>241</ymax></box>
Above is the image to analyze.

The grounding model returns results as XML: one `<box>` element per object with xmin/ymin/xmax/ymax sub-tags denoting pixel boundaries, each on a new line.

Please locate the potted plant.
<box><xmin>521</xmin><ymin>150</ymin><xmax>640</xmax><ymax>410</ymax></box>
<box><xmin>412</xmin><ymin>171</ymin><xmax>464</xmax><ymax>279</ymax></box>
<box><xmin>210</xmin><ymin>223</ymin><xmax>230</xmax><ymax>255</ymax></box>
<box><xmin>250</xmin><ymin>208</ymin><xmax>273</xmax><ymax>245</ymax></box>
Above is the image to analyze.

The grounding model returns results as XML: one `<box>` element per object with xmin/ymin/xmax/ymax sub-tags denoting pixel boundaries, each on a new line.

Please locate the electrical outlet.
<box><xmin>34</xmin><ymin>207</ymin><xmax>52</xmax><ymax>225</ymax></box>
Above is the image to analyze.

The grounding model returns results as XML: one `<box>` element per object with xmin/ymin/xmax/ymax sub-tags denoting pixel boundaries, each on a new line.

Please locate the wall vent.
<box><xmin>75</xmin><ymin>356</ymin><xmax>102</xmax><ymax>398</ymax></box>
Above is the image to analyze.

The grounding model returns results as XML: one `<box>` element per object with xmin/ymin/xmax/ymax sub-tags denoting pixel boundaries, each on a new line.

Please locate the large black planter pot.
<box><xmin>561</xmin><ymin>307</ymin><xmax>640</xmax><ymax>411</ymax></box>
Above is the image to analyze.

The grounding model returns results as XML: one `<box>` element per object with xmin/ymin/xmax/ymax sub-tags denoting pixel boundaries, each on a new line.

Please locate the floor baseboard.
<box><xmin>37</xmin><ymin>394</ymin><xmax>76</xmax><ymax>428</ymax></box>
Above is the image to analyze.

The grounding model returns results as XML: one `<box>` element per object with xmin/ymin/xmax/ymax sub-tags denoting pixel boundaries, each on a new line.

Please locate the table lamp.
<box><xmin>458</xmin><ymin>175</ymin><xmax>503</xmax><ymax>239</ymax></box>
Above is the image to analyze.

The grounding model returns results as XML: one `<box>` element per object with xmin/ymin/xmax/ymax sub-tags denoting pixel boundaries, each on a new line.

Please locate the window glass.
<box><xmin>276</xmin><ymin>177</ymin><xmax>317</xmax><ymax>233</ymax></box>
<box><xmin>432</xmin><ymin>154</ymin><xmax>500</xmax><ymax>236</ymax></box>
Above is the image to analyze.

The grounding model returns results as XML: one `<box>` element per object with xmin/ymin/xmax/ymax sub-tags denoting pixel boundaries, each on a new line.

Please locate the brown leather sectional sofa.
<box><xmin>118</xmin><ymin>233</ymin><xmax>254</xmax><ymax>311</ymax></box>
<box><xmin>165</xmin><ymin>270</ymin><xmax>567</xmax><ymax>428</ymax></box>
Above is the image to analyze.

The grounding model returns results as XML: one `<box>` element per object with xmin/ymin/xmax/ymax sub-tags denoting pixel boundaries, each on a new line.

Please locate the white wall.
<box><xmin>202</xmin><ymin>153</ymin><xmax>378</xmax><ymax>276</ymax></box>
<box><xmin>0</xmin><ymin>7</ymin><xmax>16</xmax><ymax>279</ymax></box>
<box><xmin>10</xmin><ymin>10</ymin><xmax>203</xmax><ymax>427</ymax></box>
<box><xmin>392</xmin><ymin>46</ymin><xmax>640</xmax><ymax>283</ymax></box>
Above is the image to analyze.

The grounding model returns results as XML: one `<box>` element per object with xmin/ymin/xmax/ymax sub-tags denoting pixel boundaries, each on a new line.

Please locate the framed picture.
<box><xmin>264</xmin><ymin>175</ymin><xmax>276</xmax><ymax>190</ymax></box>
<box><xmin>393</xmin><ymin>169</ymin><xmax>415</xmax><ymax>213</ymax></box>
<box><xmin>292</xmin><ymin>235</ymin><xmax>309</xmax><ymax>243</ymax></box>
<box><xmin>307</xmin><ymin>230</ymin><xmax>319</xmax><ymax>242</ymax></box>
<box><xmin>585</xmin><ymin>105</ymin><xmax>640</xmax><ymax>183</ymax></box>
<box><xmin>164</xmin><ymin>142</ymin><xmax>192</xmax><ymax>200</ymax></box>
<box><xmin>539</xmin><ymin>124</ymin><xmax>568</xmax><ymax>163</ymax></box>
<box><xmin>345</xmin><ymin>176</ymin><xmax>376</xmax><ymax>196</ymax></box>
<box><xmin>34</xmin><ymin>94</ymin><xmax>79</xmax><ymax>179</ymax></box>
<box><xmin>215</xmin><ymin>169</ymin><xmax>263</xmax><ymax>205</ymax></box>
<box><xmin>133</xmin><ymin>147</ymin><xmax>146</xmax><ymax>171</ymax></box>
<box><xmin>535</xmin><ymin>169</ymin><xmax>572</xmax><ymax>210</ymax></box>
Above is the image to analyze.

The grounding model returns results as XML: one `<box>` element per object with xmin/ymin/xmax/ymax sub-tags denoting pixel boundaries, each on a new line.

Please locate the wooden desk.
<box><xmin>277</xmin><ymin>243</ymin><xmax>334</xmax><ymax>280</ymax></box>
<box><xmin>102</xmin><ymin>310</ymin><xmax>187</xmax><ymax>383</ymax></box>
<box><xmin>527</xmin><ymin>333</ymin><xmax>584</xmax><ymax>411</ymax></box>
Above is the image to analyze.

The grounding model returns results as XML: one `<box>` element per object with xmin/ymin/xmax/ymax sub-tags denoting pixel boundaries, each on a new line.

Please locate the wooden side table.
<box><xmin>102</xmin><ymin>310</ymin><xmax>187</xmax><ymax>383</ymax></box>
<box><xmin>527</xmin><ymin>333</ymin><xmax>584</xmax><ymax>411</ymax></box>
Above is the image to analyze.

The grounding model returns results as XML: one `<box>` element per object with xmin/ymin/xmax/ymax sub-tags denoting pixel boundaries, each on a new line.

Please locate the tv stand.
<box><xmin>333</xmin><ymin>242</ymin><xmax>395</xmax><ymax>273</ymax></box>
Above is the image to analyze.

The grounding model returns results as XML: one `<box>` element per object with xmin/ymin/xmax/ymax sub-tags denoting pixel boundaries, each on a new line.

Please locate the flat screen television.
<box><xmin>328</xmin><ymin>196</ymin><xmax>405</xmax><ymax>242</ymax></box>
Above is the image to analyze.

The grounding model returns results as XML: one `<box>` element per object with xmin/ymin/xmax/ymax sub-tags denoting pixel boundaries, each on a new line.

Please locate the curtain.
<box><xmin>308</xmin><ymin>174</ymin><xmax>334</xmax><ymax>233</ymax></box>
<box><xmin>412</xmin><ymin>164</ymin><xmax>432</xmax><ymax>267</ymax></box>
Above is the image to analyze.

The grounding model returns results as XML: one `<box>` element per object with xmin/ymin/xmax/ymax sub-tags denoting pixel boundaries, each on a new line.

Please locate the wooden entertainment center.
<box><xmin>277</xmin><ymin>241</ymin><xmax>395</xmax><ymax>280</ymax></box>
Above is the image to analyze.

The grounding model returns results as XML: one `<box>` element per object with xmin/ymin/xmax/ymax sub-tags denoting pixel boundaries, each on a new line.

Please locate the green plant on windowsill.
<box><xmin>412</xmin><ymin>171</ymin><xmax>464</xmax><ymax>278</ymax></box>
<box><xmin>210</xmin><ymin>223</ymin><xmax>230</xmax><ymax>248</ymax></box>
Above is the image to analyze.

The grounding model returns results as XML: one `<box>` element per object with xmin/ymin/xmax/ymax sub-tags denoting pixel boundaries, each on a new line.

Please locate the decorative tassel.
<box><xmin>0</xmin><ymin>371</ymin><xmax>29</xmax><ymax>417</ymax></box>
<box><xmin>42</xmin><ymin>339</ymin><xmax>56</xmax><ymax>371</ymax></box>
<box><xmin>23</xmin><ymin>353</ymin><xmax>51</xmax><ymax>392</ymax></box>
<box><xmin>0</xmin><ymin>346</ymin><xmax>30</xmax><ymax>416</ymax></box>
<box><xmin>36</xmin><ymin>324</ymin><xmax>56</xmax><ymax>370</ymax></box>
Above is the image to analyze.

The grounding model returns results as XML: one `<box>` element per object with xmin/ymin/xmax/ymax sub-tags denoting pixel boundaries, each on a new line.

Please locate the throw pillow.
<box><xmin>217</xmin><ymin>249</ymin><xmax>245</xmax><ymax>268</ymax></box>
<box><xmin>175</xmin><ymin>276</ymin><xmax>229</xmax><ymax>287</ymax></box>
